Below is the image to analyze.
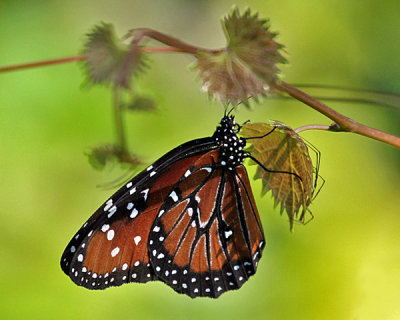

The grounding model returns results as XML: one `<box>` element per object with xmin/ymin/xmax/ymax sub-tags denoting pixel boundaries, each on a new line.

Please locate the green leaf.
<box><xmin>83</xmin><ymin>23</ymin><xmax>146</xmax><ymax>88</ymax></box>
<box><xmin>193</xmin><ymin>7</ymin><xmax>286</xmax><ymax>105</ymax></box>
<box><xmin>241</xmin><ymin>121</ymin><xmax>315</xmax><ymax>230</ymax></box>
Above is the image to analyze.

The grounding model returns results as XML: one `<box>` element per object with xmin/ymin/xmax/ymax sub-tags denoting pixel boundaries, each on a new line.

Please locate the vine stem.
<box><xmin>112</xmin><ymin>87</ymin><xmax>127</xmax><ymax>153</ymax></box>
<box><xmin>295</xmin><ymin>125</ymin><xmax>332</xmax><ymax>133</ymax></box>
<box><xmin>0</xmin><ymin>55</ymin><xmax>86</xmax><ymax>73</ymax></box>
<box><xmin>0</xmin><ymin>28</ymin><xmax>219</xmax><ymax>73</ymax></box>
<box><xmin>275</xmin><ymin>81</ymin><xmax>400</xmax><ymax>148</ymax></box>
<box><xmin>126</xmin><ymin>28</ymin><xmax>221</xmax><ymax>54</ymax></box>
<box><xmin>1</xmin><ymin>37</ymin><xmax>399</xmax><ymax>149</ymax></box>
<box><xmin>0</xmin><ymin>46</ymin><xmax>193</xmax><ymax>74</ymax></box>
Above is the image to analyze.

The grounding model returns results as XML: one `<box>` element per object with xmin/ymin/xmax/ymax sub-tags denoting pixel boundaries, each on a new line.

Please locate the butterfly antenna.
<box><xmin>226</xmin><ymin>106</ymin><xmax>236</xmax><ymax>116</ymax></box>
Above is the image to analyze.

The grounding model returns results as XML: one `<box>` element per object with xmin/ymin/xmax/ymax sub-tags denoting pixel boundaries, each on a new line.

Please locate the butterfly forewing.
<box><xmin>148</xmin><ymin>150</ymin><xmax>265</xmax><ymax>298</ymax></box>
<box><xmin>60</xmin><ymin>142</ymin><xmax>216</xmax><ymax>290</ymax></box>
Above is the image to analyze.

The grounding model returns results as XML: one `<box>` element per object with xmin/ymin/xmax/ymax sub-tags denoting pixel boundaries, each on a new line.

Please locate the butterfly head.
<box><xmin>213</xmin><ymin>116</ymin><xmax>247</xmax><ymax>169</ymax></box>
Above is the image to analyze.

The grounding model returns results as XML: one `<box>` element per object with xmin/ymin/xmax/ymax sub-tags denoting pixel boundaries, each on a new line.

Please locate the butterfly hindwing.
<box><xmin>148</xmin><ymin>150</ymin><xmax>265</xmax><ymax>298</ymax></box>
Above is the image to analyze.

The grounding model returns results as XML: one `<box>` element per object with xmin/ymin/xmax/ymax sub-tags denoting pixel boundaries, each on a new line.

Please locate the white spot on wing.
<box><xmin>184</xmin><ymin>169</ymin><xmax>191</xmax><ymax>177</ymax></box>
<box><xmin>146</xmin><ymin>165</ymin><xmax>153</xmax><ymax>171</ymax></box>
<box><xmin>224</xmin><ymin>230</ymin><xmax>233</xmax><ymax>238</ymax></box>
<box><xmin>104</xmin><ymin>200</ymin><xmax>113</xmax><ymax>211</ymax></box>
<box><xmin>107</xmin><ymin>229</ymin><xmax>115</xmax><ymax>241</ymax></box>
<box><xmin>111</xmin><ymin>247</ymin><xmax>120</xmax><ymax>257</ymax></box>
<box><xmin>129</xmin><ymin>187</ymin><xmax>136</xmax><ymax>195</ymax></box>
<box><xmin>130</xmin><ymin>208</ymin><xmax>138</xmax><ymax>219</ymax></box>
<box><xmin>141</xmin><ymin>189</ymin><xmax>149</xmax><ymax>201</ymax></box>
<box><xmin>107</xmin><ymin>205</ymin><xmax>117</xmax><ymax>218</ymax></box>
<box><xmin>70</xmin><ymin>246</ymin><xmax>76</xmax><ymax>253</ymax></box>
<box><xmin>126</xmin><ymin>182</ymin><xmax>132</xmax><ymax>188</ymax></box>
<box><xmin>134</xmin><ymin>236</ymin><xmax>141</xmax><ymax>245</ymax></box>
<box><xmin>127</xmin><ymin>203</ymin><xmax>133</xmax><ymax>210</ymax></box>
<box><xmin>101</xmin><ymin>224</ymin><xmax>110</xmax><ymax>232</ymax></box>
<box><xmin>153</xmin><ymin>226</ymin><xmax>160</xmax><ymax>232</ymax></box>
<box><xmin>169</xmin><ymin>191</ymin><xmax>178</xmax><ymax>202</ymax></box>
<box><xmin>150</xmin><ymin>171</ymin><xmax>156</xmax><ymax>177</ymax></box>
<box><xmin>122</xmin><ymin>263</ymin><xmax>128</xmax><ymax>270</ymax></box>
<box><xmin>77</xmin><ymin>254</ymin><xmax>83</xmax><ymax>262</ymax></box>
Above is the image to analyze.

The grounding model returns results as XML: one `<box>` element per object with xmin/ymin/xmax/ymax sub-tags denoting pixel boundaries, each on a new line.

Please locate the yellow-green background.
<box><xmin>1</xmin><ymin>1</ymin><xmax>399</xmax><ymax>319</ymax></box>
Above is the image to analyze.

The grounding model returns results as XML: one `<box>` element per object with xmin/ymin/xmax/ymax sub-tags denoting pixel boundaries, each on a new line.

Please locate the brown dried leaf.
<box><xmin>86</xmin><ymin>144</ymin><xmax>142</xmax><ymax>171</ymax></box>
<box><xmin>83</xmin><ymin>23</ymin><xmax>146</xmax><ymax>88</ymax></box>
<box><xmin>123</xmin><ymin>95</ymin><xmax>157</xmax><ymax>112</ymax></box>
<box><xmin>241</xmin><ymin>121</ymin><xmax>314</xmax><ymax>229</ymax></box>
<box><xmin>193</xmin><ymin>7</ymin><xmax>286</xmax><ymax>105</ymax></box>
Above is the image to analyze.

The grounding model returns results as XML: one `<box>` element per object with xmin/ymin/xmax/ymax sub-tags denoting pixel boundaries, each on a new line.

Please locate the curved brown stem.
<box><xmin>294</xmin><ymin>125</ymin><xmax>332</xmax><ymax>133</ymax></box>
<box><xmin>126</xmin><ymin>28</ymin><xmax>222</xmax><ymax>55</ymax></box>
<box><xmin>275</xmin><ymin>81</ymin><xmax>400</xmax><ymax>148</ymax></box>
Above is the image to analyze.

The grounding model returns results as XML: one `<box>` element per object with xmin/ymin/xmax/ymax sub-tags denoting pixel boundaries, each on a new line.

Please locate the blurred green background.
<box><xmin>1</xmin><ymin>0</ymin><xmax>399</xmax><ymax>319</ymax></box>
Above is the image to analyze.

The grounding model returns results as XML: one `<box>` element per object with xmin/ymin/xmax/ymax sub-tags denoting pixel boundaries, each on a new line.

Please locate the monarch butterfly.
<box><xmin>60</xmin><ymin>114</ymin><xmax>299</xmax><ymax>298</ymax></box>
